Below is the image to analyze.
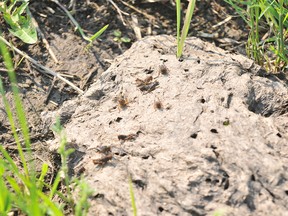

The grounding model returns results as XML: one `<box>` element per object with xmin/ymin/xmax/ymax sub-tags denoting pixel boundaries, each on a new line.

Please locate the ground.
<box><xmin>1</xmin><ymin>1</ymin><xmax>287</xmax><ymax>215</ymax></box>
<box><xmin>0</xmin><ymin>0</ymin><xmax>247</xmax><ymax>144</ymax></box>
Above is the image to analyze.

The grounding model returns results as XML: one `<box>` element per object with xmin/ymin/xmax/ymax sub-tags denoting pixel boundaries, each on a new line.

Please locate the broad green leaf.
<box><xmin>8</xmin><ymin>21</ymin><xmax>37</xmax><ymax>44</ymax></box>
<box><xmin>0</xmin><ymin>0</ymin><xmax>38</xmax><ymax>44</ymax></box>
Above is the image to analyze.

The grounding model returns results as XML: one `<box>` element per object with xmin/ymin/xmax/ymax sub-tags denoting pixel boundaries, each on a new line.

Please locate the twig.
<box><xmin>120</xmin><ymin>0</ymin><xmax>155</xmax><ymax>21</ymax></box>
<box><xmin>4</xmin><ymin>132</ymin><xmax>43</xmax><ymax>147</ymax></box>
<box><xmin>0</xmin><ymin>68</ymin><xmax>8</xmax><ymax>72</ymax></box>
<box><xmin>0</xmin><ymin>35</ymin><xmax>84</xmax><ymax>94</ymax></box>
<box><xmin>212</xmin><ymin>16</ymin><xmax>232</xmax><ymax>28</ymax></box>
<box><xmin>81</xmin><ymin>66</ymin><xmax>98</xmax><ymax>89</ymax></box>
<box><xmin>107</xmin><ymin>0</ymin><xmax>129</xmax><ymax>26</ymax></box>
<box><xmin>131</xmin><ymin>14</ymin><xmax>142</xmax><ymax>40</ymax></box>
<box><xmin>45</xmin><ymin>76</ymin><xmax>56</xmax><ymax>104</ymax></box>
<box><xmin>27</xmin><ymin>8</ymin><xmax>59</xmax><ymax>63</ymax></box>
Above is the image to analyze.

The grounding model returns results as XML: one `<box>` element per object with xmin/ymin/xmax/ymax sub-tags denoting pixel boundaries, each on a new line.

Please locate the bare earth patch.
<box><xmin>45</xmin><ymin>35</ymin><xmax>288</xmax><ymax>215</ymax></box>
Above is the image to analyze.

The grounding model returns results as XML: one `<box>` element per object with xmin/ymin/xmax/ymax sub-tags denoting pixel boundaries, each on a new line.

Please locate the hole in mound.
<box><xmin>221</xmin><ymin>177</ymin><xmax>229</xmax><ymax>190</ymax></box>
<box><xmin>158</xmin><ymin>206</ymin><xmax>164</xmax><ymax>212</ymax></box>
<box><xmin>144</xmin><ymin>67</ymin><xmax>154</xmax><ymax>74</ymax></box>
<box><xmin>178</xmin><ymin>57</ymin><xmax>184</xmax><ymax>62</ymax></box>
<box><xmin>203</xmin><ymin>195</ymin><xmax>213</xmax><ymax>201</ymax></box>
<box><xmin>210</xmin><ymin>145</ymin><xmax>217</xmax><ymax>149</ymax></box>
<box><xmin>210</xmin><ymin>129</ymin><xmax>218</xmax><ymax>133</ymax></box>
<box><xmin>276</xmin><ymin>133</ymin><xmax>282</xmax><ymax>138</ymax></box>
<box><xmin>205</xmin><ymin>178</ymin><xmax>211</xmax><ymax>183</ymax></box>
<box><xmin>200</xmin><ymin>98</ymin><xmax>206</xmax><ymax>103</ymax></box>
<box><xmin>197</xmin><ymin>59</ymin><xmax>201</xmax><ymax>64</ymax></box>
<box><xmin>285</xmin><ymin>190</ymin><xmax>288</xmax><ymax>196</ymax></box>
<box><xmin>111</xmin><ymin>75</ymin><xmax>116</xmax><ymax>81</ymax></box>
<box><xmin>115</xmin><ymin>151</ymin><xmax>127</xmax><ymax>157</ymax></box>
<box><xmin>115</xmin><ymin>117</ymin><xmax>122</xmax><ymax>122</ymax></box>
<box><xmin>142</xmin><ymin>155</ymin><xmax>150</xmax><ymax>159</ymax></box>
<box><xmin>136</xmin><ymin>130</ymin><xmax>143</xmax><ymax>135</ymax></box>
<box><xmin>190</xmin><ymin>133</ymin><xmax>198</xmax><ymax>139</ymax></box>
<box><xmin>94</xmin><ymin>193</ymin><xmax>104</xmax><ymax>199</ymax></box>
<box><xmin>160</xmin><ymin>58</ymin><xmax>168</xmax><ymax>62</ymax></box>
<box><xmin>133</xmin><ymin>179</ymin><xmax>147</xmax><ymax>190</ymax></box>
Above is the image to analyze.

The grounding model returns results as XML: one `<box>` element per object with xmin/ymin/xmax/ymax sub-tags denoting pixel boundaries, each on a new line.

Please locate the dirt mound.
<box><xmin>48</xmin><ymin>35</ymin><xmax>288</xmax><ymax>215</ymax></box>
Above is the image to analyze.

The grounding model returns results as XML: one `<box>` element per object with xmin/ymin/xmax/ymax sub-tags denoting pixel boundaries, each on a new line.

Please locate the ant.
<box><xmin>96</xmin><ymin>145</ymin><xmax>112</xmax><ymax>155</ymax></box>
<box><xmin>117</xmin><ymin>94</ymin><xmax>129</xmax><ymax>110</ymax></box>
<box><xmin>159</xmin><ymin>64</ymin><xmax>169</xmax><ymax>75</ymax></box>
<box><xmin>92</xmin><ymin>154</ymin><xmax>113</xmax><ymax>166</ymax></box>
<box><xmin>135</xmin><ymin>75</ymin><xmax>153</xmax><ymax>87</ymax></box>
<box><xmin>154</xmin><ymin>99</ymin><xmax>163</xmax><ymax>110</ymax></box>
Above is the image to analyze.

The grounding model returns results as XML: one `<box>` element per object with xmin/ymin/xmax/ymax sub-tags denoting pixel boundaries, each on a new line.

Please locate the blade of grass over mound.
<box><xmin>176</xmin><ymin>0</ymin><xmax>196</xmax><ymax>58</ymax></box>
<box><xmin>176</xmin><ymin>0</ymin><xmax>181</xmax><ymax>56</ymax></box>
<box><xmin>129</xmin><ymin>175</ymin><xmax>137</xmax><ymax>216</ymax></box>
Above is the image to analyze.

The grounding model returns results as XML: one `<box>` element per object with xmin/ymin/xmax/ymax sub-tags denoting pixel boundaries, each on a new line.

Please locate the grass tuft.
<box><xmin>0</xmin><ymin>39</ymin><xmax>91</xmax><ymax>215</ymax></box>
<box><xmin>176</xmin><ymin>0</ymin><xmax>197</xmax><ymax>58</ymax></box>
<box><xmin>225</xmin><ymin>0</ymin><xmax>288</xmax><ymax>72</ymax></box>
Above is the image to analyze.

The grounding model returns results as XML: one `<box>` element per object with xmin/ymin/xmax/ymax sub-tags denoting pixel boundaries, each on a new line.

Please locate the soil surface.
<box><xmin>2</xmin><ymin>1</ymin><xmax>288</xmax><ymax>215</ymax></box>
<box><xmin>0</xmin><ymin>0</ymin><xmax>248</xmax><ymax>178</ymax></box>
<box><xmin>1</xmin><ymin>1</ymin><xmax>247</xmax><ymax>143</ymax></box>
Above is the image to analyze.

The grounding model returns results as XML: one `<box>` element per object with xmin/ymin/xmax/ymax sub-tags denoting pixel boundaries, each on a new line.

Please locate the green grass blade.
<box><xmin>129</xmin><ymin>176</ymin><xmax>137</xmax><ymax>216</ymax></box>
<box><xmin>37</xmin><ymin>163</ymin><xmax>49</xmax><ymax>191</ymax></box>
<box><xmin>178</xmin><ymin>0</ymin><xmax>196</xmax><ymax>58</ymax></box>
<box><xmin>0</xmin><ymin>35</ymin><xmax>31</xmax><ymax>177</ymax></box>
<box><xmin>0</xmin><ymin>163</ymin><xmax>12</xmax><ymax>214</ymax></box>
<box><xmin>37</xmin><ymin>191</ymin><xmax>64</xmax><ymax>216</ymax></box>
<box><xmin>0</xmin><ymin>146</ymin><xmax>21</xmax><ymax>178</ymax></box>
<box><xmin>176</xmin><ymin>0</ymin><xmax>181</xmax><ymax>57</ymax></box>
<box><xmin>89</xmin><ymin>24</ymin><xmax>109</xmax><ymax>42</ymax></box>
<box><xmin>74</xmin><ymin>177</ymin><xmax>93</xmax><ymax>216</ymax></box>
